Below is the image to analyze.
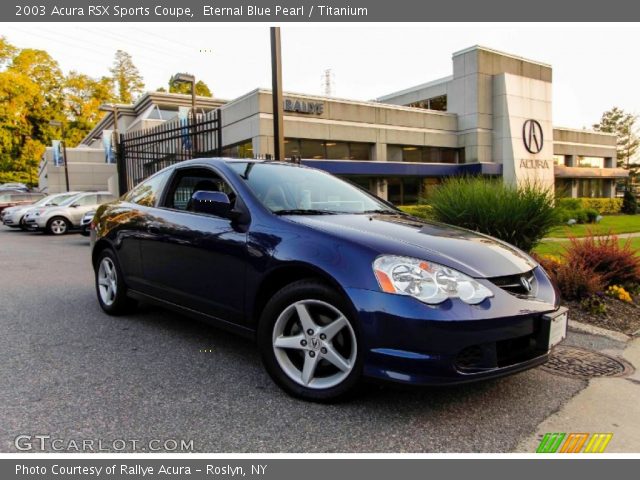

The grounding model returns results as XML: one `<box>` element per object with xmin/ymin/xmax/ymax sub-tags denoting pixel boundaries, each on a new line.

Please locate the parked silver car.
<box><xmin>2</xmin><ymin>192</ymin><xmax>79</xmax><ymax>230</ymax></box>
<box><xmin>80</xmin><ymin>210</ymin><xmax>96</xmax><ymax>237</ymax></box>
<box><xmin>24</xmin><ymin>191</ymin><xmax>117</xmax><ymax>235</ymax></box>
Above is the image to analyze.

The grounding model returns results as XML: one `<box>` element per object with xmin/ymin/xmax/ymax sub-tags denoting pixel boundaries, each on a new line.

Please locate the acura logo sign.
<box><xmin>522</xmin><ymin>119</ymin><xmax>544</xmax><ymax>154</ymax></box>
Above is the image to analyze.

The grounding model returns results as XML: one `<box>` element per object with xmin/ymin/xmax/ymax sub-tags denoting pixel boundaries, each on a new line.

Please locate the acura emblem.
<box><xmin>523</xmin><ymin>119</ymin><xmax>544</xmax><ymax>154</ymax></box>
<box><xmin>520</xmin><ymin>276</ymin><xmax>533</xmax><ymax>293</ymax></box>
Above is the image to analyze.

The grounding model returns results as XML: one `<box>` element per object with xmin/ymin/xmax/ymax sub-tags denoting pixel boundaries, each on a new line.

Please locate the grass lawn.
<box><xmin>534</xmin><ymin>237</ymin><xmax>640</xmax><ymax>258</ymax></box>
<box><xmin>547</xmin><ymin>214</ymin><xmax>640</xmax><ymax>238</ymax></box>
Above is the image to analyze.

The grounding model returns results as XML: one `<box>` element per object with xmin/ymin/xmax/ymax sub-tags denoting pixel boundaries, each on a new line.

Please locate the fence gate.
<box><xmin>117</xmin><ymin>108</ymin><xmax>222</xmax><ymax>194</ymax></box>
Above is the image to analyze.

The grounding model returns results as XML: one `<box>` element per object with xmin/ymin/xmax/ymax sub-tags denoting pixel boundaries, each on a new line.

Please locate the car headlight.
<box><xmin>373</xmin><ymin>255</ymin><xmax>494</xmax><ymax>305</ymax></box>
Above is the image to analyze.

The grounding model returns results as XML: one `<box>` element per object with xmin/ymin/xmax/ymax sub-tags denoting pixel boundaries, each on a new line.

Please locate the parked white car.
<box><xmin>2</xmin><ymin>192</ymin><xmax>80</xmax><ymax>230</ymax></box>
<box><xmin>24</xmin><ymin>191</ymin><xmax>117</xmax><ymax>235</ymax></box>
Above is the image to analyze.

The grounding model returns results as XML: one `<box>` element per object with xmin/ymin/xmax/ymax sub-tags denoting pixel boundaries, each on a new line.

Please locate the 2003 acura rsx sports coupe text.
<box><xmin>91</xmin><ymin>159</ymin><xmax>567</xmax><ymax>401</ymax></box>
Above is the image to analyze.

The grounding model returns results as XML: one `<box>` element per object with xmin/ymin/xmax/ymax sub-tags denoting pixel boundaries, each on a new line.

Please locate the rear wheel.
<box><xmin>94</xmin><ymin>249</ymin><xmax>137</xmax><ymax>315</ymax></box>
<box><xmin>46</xmin><ymin>216</ymin><xmax>69</xmax><ymax>235</ymax></box>
<box><xmin>258</xmin><ymin>280</ymin><xmax>363</xmax><ymax>402</ymax></box>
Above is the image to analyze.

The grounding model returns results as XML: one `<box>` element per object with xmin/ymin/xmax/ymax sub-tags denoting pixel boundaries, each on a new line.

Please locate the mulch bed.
<box><xmin>564</xmin><ymin>293</ymin><xmax>640</xmax><ymax>336</ymax></box>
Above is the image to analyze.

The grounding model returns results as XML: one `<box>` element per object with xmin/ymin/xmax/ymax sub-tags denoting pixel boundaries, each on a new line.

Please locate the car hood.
<box><xmin>285</xmin><ymin>213</ymin><xmax>537</xmax><ymax>278</ymax></box>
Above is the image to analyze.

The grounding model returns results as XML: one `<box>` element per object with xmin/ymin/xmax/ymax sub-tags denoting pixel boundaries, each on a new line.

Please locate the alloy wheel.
<box><xmin>272</xmin><ymin>299</ymin><xmax>357</xmax><ymax>389</ymax></box>
<box><xmin>50</xmin><ymin>218</ymin><xmax>67</xmax><ymax>235</ymax></box>
<box><xmin>97</xmin><ymin>257</ymin><xmax>118</xmax><ymax>306</ymax></box>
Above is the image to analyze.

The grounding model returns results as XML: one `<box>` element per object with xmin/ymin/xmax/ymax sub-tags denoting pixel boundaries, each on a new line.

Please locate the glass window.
<box><xmin>554</xmin><ymin>179</ymin><xmax>572</xmax><ymax>198</ymax></box>
<box><xmin>73</xmin><ymin>194</ymin><xmax>98</xmax><ymax>206</ymax></box>
<box><xmin>284</xmin><ymin>138</ymin><xmax>371</xmax><ymax>160</ymax></box>
<box><xmin>222</xmin><ymin>140</ymin><xmax>254</xmax><ymax>159</ymax></box>
<box><xmin>577</xmin><ymin>179</ymin><xmax>604</xmax><ymax>198</ymax></box>
<box><xmin>553</xmin><ymin>155</ymin><xmax>566</xmax><ymax>166</ymax></box>
<box><xmin>162</xmin><ymin>167</ymin><xmax>235</xmax><ymax>212</ymax></box>
<box><xmin>393</xmin><ymin>145</ymin><xmax>459</xmax><ymax>164</ymax></box>
<box><xmin>125</xmin><ymin>169</ymin><xmax>172</xmax><ymax>207</ymax></box>
<box><xmin>407</xmin><ymin>95</ymin><xmax>447</xmax><ymax>111</ymax></box>
<box><xmin>229</xmin><ymin>163</ymin><xmax>392</xmax><ymax>214</ymax></box>
<box><xmin>98</xmin><ymin>194</ymin><xmax>116</xmax><ymax>204</ymax></box>
<box><xmin>577</xmin><ymin>156</ymin><xmax>605</xmax><ymax>168</ymax></box>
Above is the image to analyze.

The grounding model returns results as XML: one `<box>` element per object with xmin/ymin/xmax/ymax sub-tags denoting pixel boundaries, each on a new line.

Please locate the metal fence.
<box><xmin>117</xmin><ymin>109</ymin><xmax>222</xmax><ymax>193</ymax></box>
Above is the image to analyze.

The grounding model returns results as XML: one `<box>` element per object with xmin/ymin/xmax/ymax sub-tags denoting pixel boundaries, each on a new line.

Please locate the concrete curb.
<box><xmin>568</xmin><ymin>319</ymin><xmax>631</xmax><ymax>343</ymax></box>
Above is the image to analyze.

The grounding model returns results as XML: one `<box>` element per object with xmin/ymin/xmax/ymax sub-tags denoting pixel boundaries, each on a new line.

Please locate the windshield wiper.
<box><xmin>361</xmin><ymin>209</ymin><xmax>399</xmax><ymax>215</ymax></box>
<box><xmin>274</xmin><ymin>209</ymin><xmax>339</xmax><ymax>215</ymax></box>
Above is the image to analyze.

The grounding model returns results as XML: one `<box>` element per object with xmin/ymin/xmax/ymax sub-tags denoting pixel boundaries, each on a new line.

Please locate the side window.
<box><xmin>98</xmin><ymin>194</ymin><xmax>116</xmax><ymax>204</ymax></box>
<box><xmin>125</xmin><ymin>170</ymin><xmax>172</xmax><ymax>207</ymax></box>
<box><xmin>162</xmin><ymin>168</ymin><xmax>236</xmax><ymax>213</ymax></box>
<box><xmin>74</xmin><ymin>194</ymin><xmax>98</xmax><ymax>206</ymax></box>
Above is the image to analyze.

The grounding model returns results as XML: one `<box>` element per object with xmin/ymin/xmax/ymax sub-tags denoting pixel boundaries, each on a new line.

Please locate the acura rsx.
<box><xmin>91</xmin><ymin>159</ymin><xmax>567</xmax><ymax>401</ymax></box>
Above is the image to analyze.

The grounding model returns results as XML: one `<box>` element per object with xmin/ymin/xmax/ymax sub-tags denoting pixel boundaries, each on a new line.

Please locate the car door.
<box><xmin>139</xmin><ymin>165</ymin><xmax>248</xmax><ymax>325</ymax></box>
<box><xmin>68</xmin><ymin>194</ymin><xmax>98</xmax><ymax>225</ymax></box>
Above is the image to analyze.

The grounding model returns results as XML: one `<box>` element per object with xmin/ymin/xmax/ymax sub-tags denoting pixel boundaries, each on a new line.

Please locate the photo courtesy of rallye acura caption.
<box><xmin>90</xmin><ymin>158</ymin><xmax>568</xmax><ymax>402</ymax></box>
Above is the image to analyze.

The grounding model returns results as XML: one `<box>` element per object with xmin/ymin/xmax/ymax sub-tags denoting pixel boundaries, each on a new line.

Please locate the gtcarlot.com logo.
<box><xmin>536</xmin><ymin>432</ymin><xmax>613</xmax><ymax>453</ymax></box>
<box><xmin>14</xmin><ymin>435</ymin><xmax>194</xmax><ymax>452</ymax></box>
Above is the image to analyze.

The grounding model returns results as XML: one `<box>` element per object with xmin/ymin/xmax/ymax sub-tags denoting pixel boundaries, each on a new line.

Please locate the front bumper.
<box><xmin>24</xmin><ymin>215</ymin><xmax>47</xmax><ymax>230</ymax></box>
<box><xmin>347</xmin><ymin>278</ymin><xmax>562</xmax><ymax>386</ymax></box>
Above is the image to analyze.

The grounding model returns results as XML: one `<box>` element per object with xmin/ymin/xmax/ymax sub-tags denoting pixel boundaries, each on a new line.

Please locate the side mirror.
<box><xmin>70</xmin><ymin>204</ymin><xmax>79</xmax><ymax>208</ymax></box>
<box><xmin>190</xmin><ymin>191</ymin><xmax>237</xmax><ymax>219</ymax></box>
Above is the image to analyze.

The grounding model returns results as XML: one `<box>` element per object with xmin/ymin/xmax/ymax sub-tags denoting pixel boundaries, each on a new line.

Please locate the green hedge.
<box><xmin>556</xmin><ymin>197</ymin><xmax>622</xmax><ymax>215</ymax></box>
<box><xmin>398</xmin><ymin>204</ymin><xmax>434</xmax><ymax>220</ymax></box>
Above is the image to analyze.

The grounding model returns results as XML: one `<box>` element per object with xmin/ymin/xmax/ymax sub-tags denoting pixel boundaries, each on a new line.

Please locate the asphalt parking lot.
<box><xmin>0</xmin><ymin>227</ymin><xmax>593</xmax><ymax>453</ymax></box>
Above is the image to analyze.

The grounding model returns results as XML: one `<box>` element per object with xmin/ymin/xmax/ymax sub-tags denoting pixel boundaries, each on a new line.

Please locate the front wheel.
<box><xmin>94</xmin><ymin>249</ymin><xmax>137</xmax><ymax>315</ymax></box>
<box><xmin>46</xmin><ymin>216</ymin><xmax>70</xmax><ymax>235</ymax></box>
<box><xmin>258</xmin><ymin>280</ymin><xmax>363</xmax><ymax>402</ymax></box>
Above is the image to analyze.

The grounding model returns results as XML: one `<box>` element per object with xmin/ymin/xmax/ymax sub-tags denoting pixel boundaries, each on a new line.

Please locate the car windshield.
<box><xmin>229</xmin><ymin>162</ymin><xmax>395</xmax><ymax>215</ymax></box>
<box><xmin>45</xmin><ymin>193</ymin><xmax>77</xmax><ymax>206</ymax></box>
<box><xmin>51</xmin><ymin>193</ymin><xmax>83</xmax><ymax>207</ymax></box>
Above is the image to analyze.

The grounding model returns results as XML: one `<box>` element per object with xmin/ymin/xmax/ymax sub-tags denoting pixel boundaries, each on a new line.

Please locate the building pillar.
<box><xmin>571</xmin><ymin>179</ymin><xmax>579</xmax><ymax>198</ymax></box>
<box><xmin>372</xmin><ymin>178</ymin><xmax>388</xmax><ymax>200</ymax></box>
<box><xmin>372</xmin><ymin>142</ymin><xmax>387</xmax><ymax>161</ymax></box>
<box><xmin>252</xmin><ymin>135</ymin><xmax>273</xmax><ymax>158</ymax></box>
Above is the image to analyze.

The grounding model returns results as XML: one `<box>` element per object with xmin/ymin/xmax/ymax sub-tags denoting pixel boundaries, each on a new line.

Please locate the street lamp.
<box><xmin>100</xmin><ymin>104</ymin><xmax>126</xmax><ymax>195</ymax></box>
<box><xmin>271</xmin><ymin>27</ymin><xmax>284</xmax><ymax>161</ymax></box>
<box><xmin>49</xmin><ymin>120</ymin><xmax>70</xmax><ymax>192</ymax></box>
<box><xmin>171</xmin><ymin>73</ymin><xmax>198</xmax><ymax>154</ymax></box>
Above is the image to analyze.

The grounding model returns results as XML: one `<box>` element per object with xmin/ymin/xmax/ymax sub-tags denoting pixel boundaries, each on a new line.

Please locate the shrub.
<box><xmin>535</xmin><ymin>254</ymin><xmax>604</xmax><ymax>300</ymax></box>
<box><xmin>573</xmin><ymin>209</ymin><xmax>589</xmax><ymax>224</ymax></box>
<box><xmin>585</xmin><ymin>208</ymin><xmax>600</xmax><ymax>223</ymax></box>
<box><xmin>580</xmin><ymin>294</ymin><xmax>607</xmax><ymax>315</ymax></box>
<box><xmin>427</xmin><ymin>177</ymin><xmax>557</xmax><ymax>252</ymax></box>
<box><xmin>580</xmin><ymin>198</ymin><xmax>622</xmax><ymax>215</ymax></box>
<box><xmin>398</xmin><ymin>204</ymin><xmax>434</xmax><ymax>220</ymax></box>
<box><xmin>564</xmin><ymin>233</ymin><xmax>640</xmax><ymax>286</ymax></box>
<box><xmin>556</xmin><ymin>197</ymin><xmax>623</xmax><ymax>215</ymax></box>
<box><xmin>556</xmin><ymin>198</ymin><xmax>583</xmax><ymax>211</ymax></box>
<box><xmin>622</xmin><ymin>190</ymin><xmax>638</xmax><ymax>215</ymax></box>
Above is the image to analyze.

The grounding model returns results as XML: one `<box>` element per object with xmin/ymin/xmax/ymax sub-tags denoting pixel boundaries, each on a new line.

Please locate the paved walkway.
<box><xmin>517</xmin><ymin>336</ymin><xmax>640</xmax><ymax>453</ymax></box>
<box><xmin>544</xmin><ymin>231</ymin><xmax>640</xmax><ymax>242</ymax></box>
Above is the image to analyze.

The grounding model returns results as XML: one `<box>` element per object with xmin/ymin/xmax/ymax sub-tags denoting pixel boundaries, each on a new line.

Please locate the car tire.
<box><xmin>46</xmin><ymin>216</ymin><xmax>70</xmax><ymax>235</ymax></box>
<box><xmin>258</xmin><ymin>279</ymin><xmax>363</xmax><ymax>402</ymax></box>
<box><xmin>94</xmin><ymin>248</ymin><xmax>137</xmax><ymax>315</ymax></box>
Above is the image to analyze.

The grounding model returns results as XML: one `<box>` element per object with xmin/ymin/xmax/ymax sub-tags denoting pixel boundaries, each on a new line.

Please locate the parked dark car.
<box><xmin>91</xmin><ymin>159</ymin><xmax>567</xmax><ymax>401</ymax></box>
<box><xmin>0</xmin><ymin>191</ymin><xmax>46</xmax><ymax>215</ymax></box>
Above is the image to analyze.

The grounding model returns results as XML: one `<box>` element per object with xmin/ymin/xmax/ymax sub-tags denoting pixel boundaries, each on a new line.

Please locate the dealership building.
<box><xmin>52</xmin><ymin>45</ymin><xmax>626</xmax><ymax>203</ymax></box>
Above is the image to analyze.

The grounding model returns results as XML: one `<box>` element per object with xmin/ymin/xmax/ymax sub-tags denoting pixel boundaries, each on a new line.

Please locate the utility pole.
<box><xmin>271</xmin><ymin>27</ymin><xmax>284</xmax><ymax>161</ymax></box>
<box><xmin>49</xmin><ymin>120</ymin><xmax>70</xmax><ymax>192</ymax></box>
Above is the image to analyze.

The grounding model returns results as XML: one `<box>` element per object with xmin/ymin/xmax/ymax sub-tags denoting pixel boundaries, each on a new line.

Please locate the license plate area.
<box><xmin>540</xmin><ymin>307</ymin><xmax>568</xmax><ymax>350</ymax></box>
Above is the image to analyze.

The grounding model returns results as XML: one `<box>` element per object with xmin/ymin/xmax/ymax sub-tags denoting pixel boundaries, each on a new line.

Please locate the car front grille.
<box><xmin>489</xmin><ymin>270</ymin><xmax>537</xmax><ymax>298</ymax></box>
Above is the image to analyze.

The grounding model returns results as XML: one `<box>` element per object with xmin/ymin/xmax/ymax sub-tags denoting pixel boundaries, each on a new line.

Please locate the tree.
<box><xmin>109</xmin><ymin>50</ymin><xmax>145</xmax><ymax>104</ymax></box>
<box><xmin>593</xmin><ymin>107</ymin><xmax>639</xmax><ymax>170</ymax></box>
<box><xmin>166</xmin><ymin>77</ymin><xmax>213</xmax><ymax>97</ymax></box>
<box><xmin>64</xmin><ymin>72</ymin><xmax>115</xmax><ymax>146</ymax></box>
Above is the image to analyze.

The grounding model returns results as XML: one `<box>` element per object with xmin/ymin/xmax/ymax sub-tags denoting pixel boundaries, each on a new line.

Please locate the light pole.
<box><xmin>271</xmin><ymin>27</ymin><xmax>284</xmax><ymax>161</ymax></box>
<box><xmin>49</xmin><ymin>120</ymin><xmax>70</xmax><ymax>192</ymax></box>
<box><xmin>171</xmin><ymin>73</ymin><xmax>198</xmax><ymax>155</ymax></box>
<box><xmin>100</xmin><ymin>104</ymin><xmax>126</xmax><ymax>195</ymax></box>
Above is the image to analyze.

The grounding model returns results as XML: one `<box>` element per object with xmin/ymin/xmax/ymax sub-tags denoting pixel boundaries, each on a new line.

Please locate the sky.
<box><xmin>2</xmin><ymin>23</ymin><xmax>639</xmax><ymax>129</ymax></box>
